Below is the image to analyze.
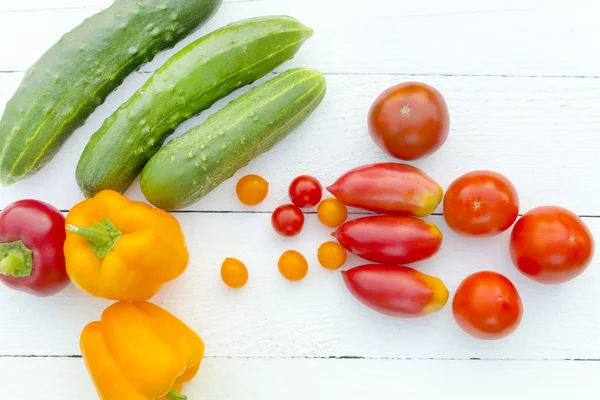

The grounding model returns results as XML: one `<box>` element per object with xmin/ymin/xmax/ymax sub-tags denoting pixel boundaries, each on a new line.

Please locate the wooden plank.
<box><xmin>1</xmin><ymin>356</ymin><xmax>598</xmax><ymax>399</ymax></box>
<box><xmin>0</xmin><ymin>0</ymin><xmax>597</xmax><ymax>77</ymax></box>
<box><xmin>1</xmin><ymin>72</ymin><xmax>599</xmax><ymax>215</ymax></box>
<box><xmin>0</xmin><ymin>213</ymin><xmax>598</xmax><ymax>359</ymax></box>
<box><xmin>0</xmin><ymin>0</ymin><xmax>244</xmax><ymax>12</ymax></box>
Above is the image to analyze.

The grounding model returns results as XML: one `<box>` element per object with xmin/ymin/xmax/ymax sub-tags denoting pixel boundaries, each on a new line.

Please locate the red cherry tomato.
<box><xmin>510</xmin><ymin>206</ymin><xmax>594</xmax><ymax>284</ymax></box>
<box><xmin>289</xmin><ymin>175</ymin><xmax>323</xmax><ymax>208</ymax></box>
<box><xmin>443</xmin><ymin>170</ymin><xmax>519</xmax><ymax>237</ymax></box>
<box><xmin>342</xmin><ymin>264</ymin><xmax>449</xmax><ymax>318</ymax></box>
<box><xmin>368</xmin><ymin>82</ymin><xmax>450</xmax><ymax>160</ymax></box>
<box><xmin>272</xmin><ymin>204</ymin><xmax>305</xmax><ymax>237</ymax></box>
<box><xmin>452</xmin><ymin>271</ymin><xmax>523</xmax><ymax>340</ymax></box>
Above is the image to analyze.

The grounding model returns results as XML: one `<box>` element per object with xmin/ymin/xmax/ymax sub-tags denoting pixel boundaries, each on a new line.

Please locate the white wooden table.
<box><xmin>1</xmin><ymin>0</ymin><xmax>599</xmax><ymax>398</ymax></box>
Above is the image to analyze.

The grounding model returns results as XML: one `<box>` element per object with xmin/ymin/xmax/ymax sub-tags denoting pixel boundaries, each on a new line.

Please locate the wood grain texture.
<box><xmin>1</xmin><ymin>72</ymin><xmax>599</xmax><ymax>214</ymax></box>
<box><xmin>1</xmin><ymin>0</ymin><xmax>599</xmax><ymax>398</ymax></box>
<box><xmin>1</xmin><ymin>357</ymin><xmax>599</xmax><ymax>399</ymax></box>
<box><xmin>0</xmin><ymin>213</ymin><xmax>598</xmax><ymax>359</ymax></box>
<box><xmin>0</xmin><ymin>0</ymin><xmax>597</xmax><ymax>77</ymax></box>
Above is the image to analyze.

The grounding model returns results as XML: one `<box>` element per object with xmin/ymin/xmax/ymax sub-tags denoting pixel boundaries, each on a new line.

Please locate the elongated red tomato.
<box><xmin>327</xmin><ymin>163</ymin><xmax>443</xmax><ymax>217</ymax></box>
<box><xmin>510</xmin><ymin>206</ymin><xmax>594</xmax><ymax>284</ymax></box>
<box><xmin>332</xmin><ymin>216</ymin><xmax>443</xmax><ymax>265</ymax></box>
<box><xmin>342</xmin><ymin>264</ymin><xmax>449</xmax><ymax>318</ymax></box>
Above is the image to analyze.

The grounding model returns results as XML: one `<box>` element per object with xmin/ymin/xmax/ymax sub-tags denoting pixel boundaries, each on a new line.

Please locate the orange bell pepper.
<box><xmin>64</xmin><ymin>190</ymin><xmax>189</xmax><ymax>301</ymax></box>
<box><xmin>81</xmin><ymin>301</ymin><xmax>204</xmax><ymax>400</ymax></box>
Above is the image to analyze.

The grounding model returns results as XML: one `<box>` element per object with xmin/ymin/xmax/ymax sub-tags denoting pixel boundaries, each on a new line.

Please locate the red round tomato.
<box><xmin>510</xmin><ymin>206</ymin><xmax>594</xmax><ymax>284</ymax></box>
<box><xmin>368</xmin><ymin>82</ymin><xmax>449</xmax><ymax>160</ymax></box>
<box><xmin>443</xmin><ymin>170</ymin><xmax>519</xmax><ymax>237</ymax></box>
<box><xmin>452</xmin><ymin>271</ymin><xmax>523</xmax><ymax>340</ymax></box>
<box><xmin>272</xmin><ymin>204</ymin><xmax>305</xmax><ymax>237</ymax></box>
<box><xmin>289</xmin><ymin>175</ymin><xmax>322</xmax><ymax>208</ymax></box>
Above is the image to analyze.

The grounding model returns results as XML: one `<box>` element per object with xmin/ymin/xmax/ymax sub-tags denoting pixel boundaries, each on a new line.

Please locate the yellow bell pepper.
<box><xmin>81</xmin><ymin>301</ymin><xmax>205</xmax><ymax>400</ymax></box>
<box><xmin>65</xmin><ymin>190</ymin><xmax>189</xmax><ymax>301</ymax></box>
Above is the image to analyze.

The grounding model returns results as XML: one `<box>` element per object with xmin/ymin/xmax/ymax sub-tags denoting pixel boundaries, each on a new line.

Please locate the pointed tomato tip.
<box><xmin>326</xmin><ymin>184</ymin><xmax>336</xmax><ymax>195</ymax></box>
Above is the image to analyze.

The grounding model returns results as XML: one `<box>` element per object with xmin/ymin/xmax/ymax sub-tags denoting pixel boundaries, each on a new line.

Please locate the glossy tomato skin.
<box><xmin>236</xmin><ymin>174</ymin><xmax>269</xmax><ymax>206</ymax></box>
<box><xmin>443</xmin><ymin>170</ymin><xmax>519</xmax><ymax>237</ymax></box>
<box><xmin>510</xmin><ymin>206</ymin><xmax>594</xmax><ymax>284</ymax></box>
<box><xmin>368</xmin><ymin>82</ymin><xmax>449</xmax><ymax>160</ymax></box>
<box><xmin>289</xmin><ymin>175</ymin><xmax>323</xmax><ymax>208</ymax></box>
<box><xmin>333</xmin><ymin>216</ymin><xmax>442</xmax><ymax>265</ymax></box>
<box><xmin>317</xmin><ymin>198</ymin><xmax>348</xmax><ymax>228</ymax></box>
<box><xmin>272</xmin><ymin>204</ymin><xmax>305</xmax><ymax>237</ymax></box>
<box><xmin>328</xmin><ymin>163</ymin><xmax>443</xmax><ymax>217</ymax></box>
<box><xmin>342</xmin><ymin>264</ymin><xmax>449</xmax><ymax>318</ymax></box>
<box><xmin>452</xmin><ymin>271</ymin><xmax>523</xmax><ymax>340</ymax></box>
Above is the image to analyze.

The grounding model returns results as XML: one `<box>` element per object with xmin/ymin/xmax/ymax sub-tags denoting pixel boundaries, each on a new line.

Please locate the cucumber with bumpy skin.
<box><xmin>141</xmin><ymin>68</ymin><xmax>326</xmax><ymax>210</ymax></box>
<box><xmin>76</xmin><ymin>16</ymin><xmax>314</xmax><ymax>198</ymax></box>
<box><xmin>0</xmin><ymin>0</ymin><xmax>222</xmax><ymax>186</ymax></box>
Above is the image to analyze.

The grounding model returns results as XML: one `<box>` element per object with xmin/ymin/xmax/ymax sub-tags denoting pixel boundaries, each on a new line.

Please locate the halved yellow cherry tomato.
<box><xmin>236</xmin><ymin>175</ymin><xmax>269</xmax><ymax>206</ymax></box>
<box><xmin>221</xmin><ymin>258</ymin><xmax>249</xmax><ymax>289</ymax></box>
<box><xmin>317</xmin><ymin>198</ymin><xmax>348</xmax><ymax>228</ymax></box>
<box><xmin>318</xmin><ymin>241</ymin><xmax>347</xmax><ymax>270</ymax></box>
<box><xmin>278</xmin><ymin>250</ymin><xmax>308</xmax><ymax>281</ymax></box>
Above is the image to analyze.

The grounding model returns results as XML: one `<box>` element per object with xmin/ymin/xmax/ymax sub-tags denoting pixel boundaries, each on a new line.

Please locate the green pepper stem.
<box><xmin>166</xmin><ymin>387</ymin><xmax>187</xmax><ymax>400</ymax></box>
<box><xmin>0</xmin><ymin>240</ymin><xmax>33</xmax><ymax>278</ymax></box>
<box><xmin>66</xmin><ymin>218</ymin><xmax>122</xmax><ymax>259</ymax></box>
<box><xmin>66</xmin><ymin>225</ymin><xmax>113</xmax><ymax>246</ymax></box>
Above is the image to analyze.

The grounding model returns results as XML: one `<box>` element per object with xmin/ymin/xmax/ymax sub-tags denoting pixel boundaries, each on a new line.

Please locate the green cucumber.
<box><xmin>0</xmin><ymin>0</ymin><xmax>222</xmax><ymax>186</ymax></box>
<box><xmin>140</xmin><ymin>68</ymin><xmax>326</xmax><ymax>210</ymax></box>
<box><xmin>76</xmin><ymin>16</ymin><xmax>313</xmax><ymax>198</ymax></box>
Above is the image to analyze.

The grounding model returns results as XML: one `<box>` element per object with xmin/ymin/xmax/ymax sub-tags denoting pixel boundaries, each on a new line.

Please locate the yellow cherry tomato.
<box><xmin>317</xmin><ymin>241</ymin><xmax>347</xmax><ymax>270</ymax></box>
<box><xmin>236</xmin><ymin>174</ymin><xmax>269</xmax><ymax>206</ymax></box>
<box><xmin>278</xmin><ymin>250</ymin><xmax>308</xmax><ymax>281</ymax></box>
<box><xmin>221</xmin><ymin>258</ymin><xmax>249</xmax><ymax>289</ymax></box>
<box><xmin>317</xmin><ymin>198</ymin><xmax>348</xmax><ymax>227</ymax></box>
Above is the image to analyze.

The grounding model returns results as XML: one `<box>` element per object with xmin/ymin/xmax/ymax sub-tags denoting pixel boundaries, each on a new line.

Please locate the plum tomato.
<box><xmin>236</xmin><ymin>174</ymin><xmax>269</xmax><ymax>206</ymax></box>
<box><xmin>443</xmin><ymin>170</ymin><xmax>519</xmax><ymax>237</ymax></box>
<box><xmin>317</xmin><ymin>198</ymin><xmax>348</xmax><ymax>228</ymax></box>
<box><xmin>272</xmin><ymin>204</ymin><xmax>305</xmax><ymax>237</ymax></box>
<box><xmin>221</xmin><ymin>258</ymin><xmax>249</xmax><ymax>289</ymax></box>
<box><xmin>278</xmin><ymin>250</ymin><xmax>308</xmax><ymax>281</ymax></box>
<box><xmin>317</xmin><ymin>241</ymin><xmax>347</xmax><ymax>270</ymax></box>
<box><xmin>289</xmin><ymin>175</ymin><xmax>323</xmax><ymax>208</ymax></box>
<box><xmin>510</xmin><ymin>206</ymin><xmax>594</xmax><ymax>284</ymax></box>
<box><xmin>327</xmin><ymin>163</ymin><xmax>443</xmax><ymax>217</ymax></box>
<box><xmin>333</xmin><ymin>216</ymin><xmax>443</xmax><ymax>265</ymax></box>
<box><xmin>452</xmin><ymin>271</ymin><xmax>523</xmax><ymax>340</ymax></box>
<box><xmin>342</xmin><ymin>264</ymin><xmax>449</xmax><ymax>318</ymax></box>
<box><xmin>368</xmin><ymin>82</ymin><xmax>449</xmax><ymax>160</ymax></box>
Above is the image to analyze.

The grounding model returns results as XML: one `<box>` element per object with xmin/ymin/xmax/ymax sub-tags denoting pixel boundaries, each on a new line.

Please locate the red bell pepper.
<box><xmin>0</xmin><ymin>200</ymin><xmax>69</xmax><ymax>296</ymax></box>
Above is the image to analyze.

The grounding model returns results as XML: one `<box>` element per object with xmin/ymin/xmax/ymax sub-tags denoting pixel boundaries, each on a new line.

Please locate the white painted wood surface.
<box><xmin>1</xmin><ymin>0</ymin><xmax>599</xmax><ymax>398</ymax></box>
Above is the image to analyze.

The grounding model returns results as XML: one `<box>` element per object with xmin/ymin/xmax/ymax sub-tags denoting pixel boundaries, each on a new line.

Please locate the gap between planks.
<box><xmin>0</xmin><ymin>0</ymin><xmax>259</xmax><ymax>15</ymax></box>
<box><xmin>1</xmin><ymin>70</ymin><xmax>599</xmax><ymax>80</ymax></box>
<box><xmin>2</xmin><ymin>354</ymin><xmax>600</xmax><ymax>362</ymax></box>
<box><xmin>45</xmin><ymin>210</ymin><xmax>600</xmax><ymax>219</ymax></box>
